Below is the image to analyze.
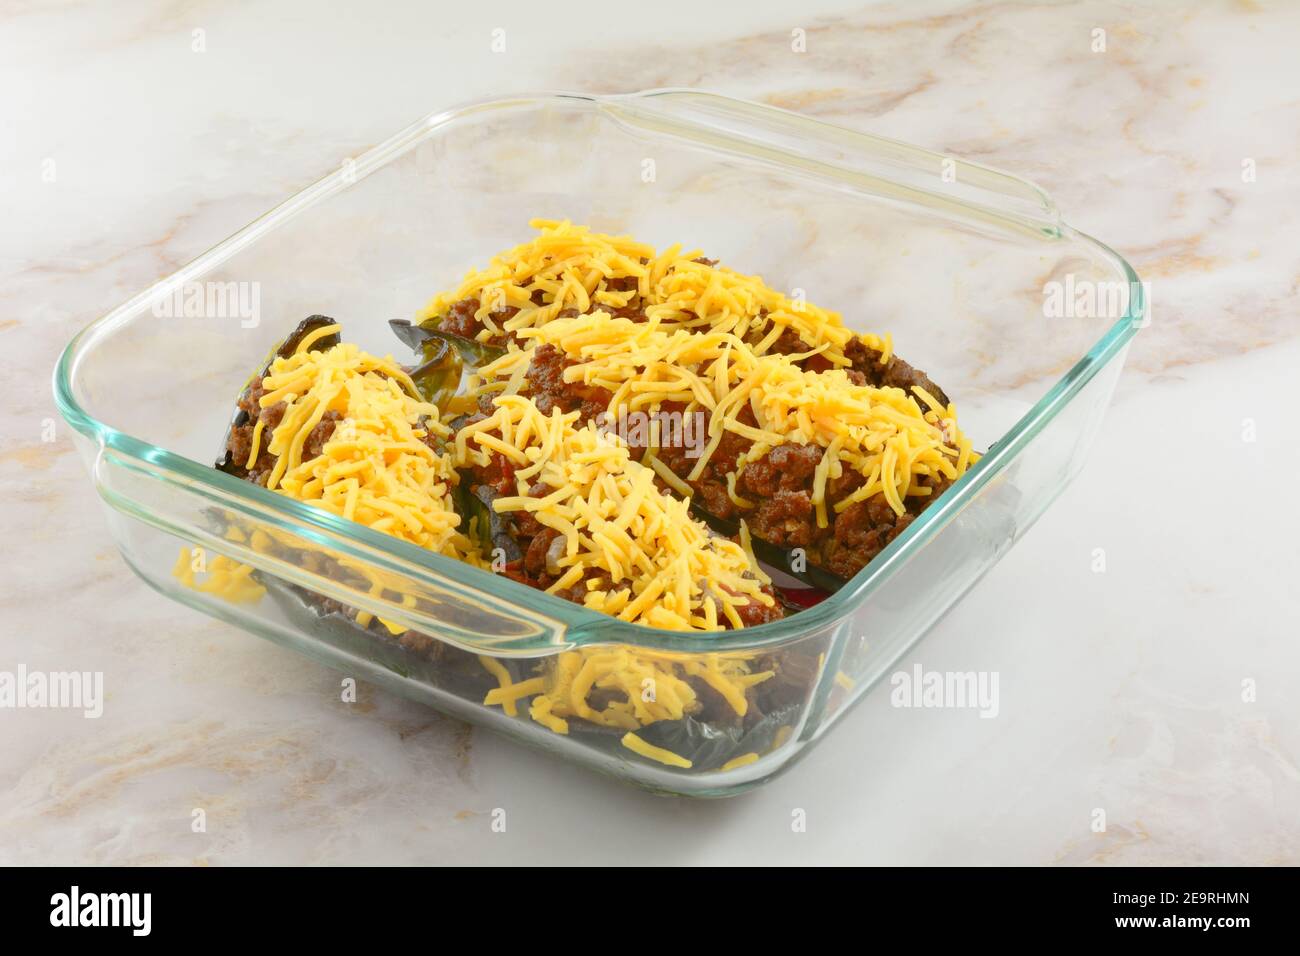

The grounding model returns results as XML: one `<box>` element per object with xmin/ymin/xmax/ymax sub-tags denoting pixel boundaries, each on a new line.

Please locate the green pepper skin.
<box><xmin>390</xmin><ymin>318</ymin><xmax>506</xmax><ymax>367</ymax></box>
<box><xmin>406</xmin><ymin>336</ymin><xmax>464</xmax><ymax>412</ymax></box>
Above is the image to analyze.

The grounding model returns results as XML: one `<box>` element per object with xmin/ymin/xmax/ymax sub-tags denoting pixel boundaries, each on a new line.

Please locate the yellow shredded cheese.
<box><xmin>255</xmin><ymin>337</ymin><xmax>476</xmax><ymax>561</ymax></box>
<box><xmin>489</xmin><ymin>312</ymin><xmax>975</xmax><ymax>518</ymax></box>
<box><xmin>457</xmin><ymin>394</ymin><xmax>775</xmax><ymax>632</ymax></box>
<box><xmin>720</xmin><ymin>752</ymin><xmax>760</xmax><ymax>771</ymax></box>
<box><xmin>187</xmin><ymin>221</ymin><xmax>981</xmax><ymax>764</ymax></box>
<box><xmin>171</xmin><ymin>546</ymin><xmax>266</xmax><ymax>605</ymax></box>
<box><xmin>478</xmin><ymin>646</ymin><xmax>773</xmax><ymax>740</ymax></box>
<box><xmin>179</xmin><ymin>332</ymin><xmax>486</xmax><ymax>626</ymax></box>
<box><xmin>621</xmin><ymin>732</ymin><xmax>693</xmax><ymax>768</ymax></box>
<box><xmin>421</xmin><ymin>219</ymin><xmax>892</xmax><ymax>368</ymax></box>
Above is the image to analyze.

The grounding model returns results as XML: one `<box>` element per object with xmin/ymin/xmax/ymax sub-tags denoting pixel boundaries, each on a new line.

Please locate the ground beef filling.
<box><xmin>522</xmin><ymin>342</ymin><xmax>616</xmax><ymax>421</ymax></box>
<box><xmin>657</xmin><ymin>408</ymin><xmax>947</xmax><ymax>581</ymax></box>
<box><xmin>224</xmin><ymin>377</ymin><xmax>340</xmax><ymax>486</ymax></box>
<box><xmin>843</xmin><ymin>336</ymin><xmax>950</xmax><ymax>409</ymax></box>
<box><xmin>520</xmin><ymin>344</ymin><xmax>949</xmax><ymax>581</ymax></box>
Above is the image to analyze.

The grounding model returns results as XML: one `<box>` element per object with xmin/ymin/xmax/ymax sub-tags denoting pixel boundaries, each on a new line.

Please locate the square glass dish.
<box><xmin>54</xmin><ymin>90</ymin><xmax>1144</xmax><ymax>796</ymax></box>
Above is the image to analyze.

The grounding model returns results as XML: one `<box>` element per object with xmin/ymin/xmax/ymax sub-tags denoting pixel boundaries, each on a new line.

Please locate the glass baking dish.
<box><xmin>54</xmin><ymin>90</ymin><xmax>1144</xmax><ymax>796</ymax></box>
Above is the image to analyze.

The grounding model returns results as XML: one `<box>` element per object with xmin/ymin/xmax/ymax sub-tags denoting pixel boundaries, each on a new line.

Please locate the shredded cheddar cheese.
<box><xmin>456</xmin><ymin>394</ymin><xmax>775</xmax><ymax>631</ymax></box>
<box><xmin>421</xmin><ymin>219</ymin><xmax>888</xmax><ymax>367</ymax></box>
<box><xmin>254</xmin><ymin>335</ymin><xmax>476</xmax><ymax>561</ymax></box>
<box><xmin>622</xmin><ymin>732</ymin><xmax>692</xmax><ymax>768</ymax></box>
<box><xmin>181</xmin><ymin>220</ymin><xmax>980</xmax><ymax>770</ymax></box>
<box><xmin>477</xmin><ymin>647</ymin><xmax>773</xmax><ymax>748</ymax></box>
<box><xmin>177</xmin><ymin>330</ymin><xmax>484</xmax><ymax>628</ymax></box>
<box><xmin>720</xmin><ymin>752</ymin><xmax>760</xmax><ymax>771</ymax></box>
<box><xmin>172</xmin><ymin>546</ymin><xmax>266</xmax><ymax>605</ymax></box>
<box><xmin>480</xmin><ymin>312</ymin><xmax>975</xmax><ymax>520</ymax></box>
<box><xmin>456</xmin><ymin>394</ymin><xmax>785</xmax><ymax>745</ymax></box>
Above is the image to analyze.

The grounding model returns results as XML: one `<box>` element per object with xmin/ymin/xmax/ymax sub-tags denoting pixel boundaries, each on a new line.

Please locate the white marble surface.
<box><xmin>3</xmin><ymin>0</ymin><xmax>1298</xmax><ymax>865</ymax></box>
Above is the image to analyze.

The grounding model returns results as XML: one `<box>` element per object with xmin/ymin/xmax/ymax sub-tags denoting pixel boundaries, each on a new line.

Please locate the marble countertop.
<box><xmin>3</xmin><ymin>0</ymin><xmax>1297</xmax><ymax>865</ymax></box>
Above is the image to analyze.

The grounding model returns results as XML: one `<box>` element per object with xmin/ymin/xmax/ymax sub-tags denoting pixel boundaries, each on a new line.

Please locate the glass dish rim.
<box><xmin>52</xmin><ymin>88</ymin><xmax>1145</xmax><ymax>656</ymax></box>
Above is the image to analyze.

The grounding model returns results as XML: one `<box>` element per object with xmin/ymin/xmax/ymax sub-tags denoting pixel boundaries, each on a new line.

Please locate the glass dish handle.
<box><xmin>605</xmin><ymin>89</ymin><xmax>1061</xmax><ymax>234</ymax></box>
<box><xmin>90</xmin><ymin>441</ymin><xmax>575</xmax><ymax>654</ymax></box>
